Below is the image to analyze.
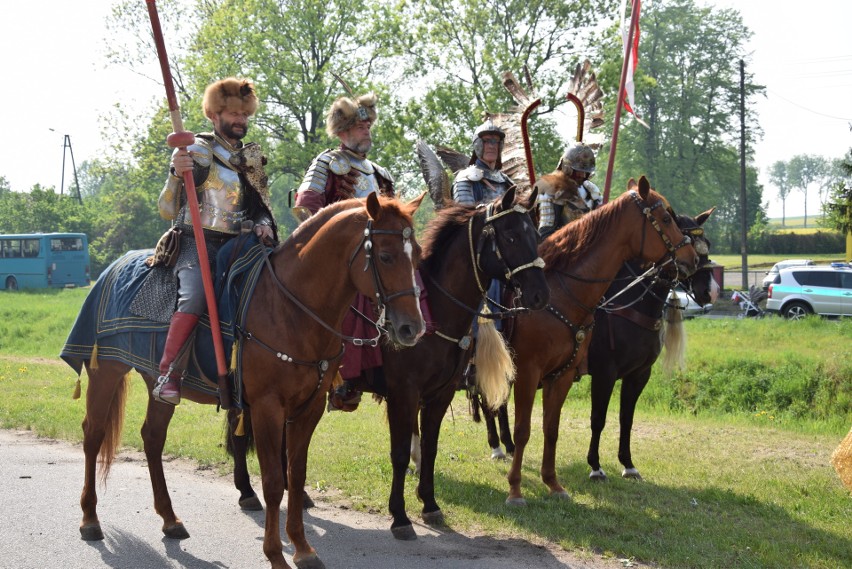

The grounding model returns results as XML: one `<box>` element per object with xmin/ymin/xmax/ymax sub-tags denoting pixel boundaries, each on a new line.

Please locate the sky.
<box><xmin>1</xmin><ymin>0</ymin><xmax>850</xmax><ymax>220</ymax></box>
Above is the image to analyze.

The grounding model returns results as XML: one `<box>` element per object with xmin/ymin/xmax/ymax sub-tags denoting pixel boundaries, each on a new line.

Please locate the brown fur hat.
<box><xmin>202</xmin><ymin>78</ymin><xmax>258</xmax><ymax>119</ymax></box>
<box><xmin>325</xmin><ymin>93</ymin><xmax>377</xmax><ymax>138</ymax></box>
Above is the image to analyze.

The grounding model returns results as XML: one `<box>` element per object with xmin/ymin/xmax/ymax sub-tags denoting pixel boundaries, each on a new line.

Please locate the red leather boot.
<box><xmin>153</xmin><ymin>312</ymin><xmax>199</xmax><ymax>405</ymax></box>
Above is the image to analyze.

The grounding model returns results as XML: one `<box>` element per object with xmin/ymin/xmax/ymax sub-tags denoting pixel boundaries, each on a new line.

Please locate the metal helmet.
<box><xmin>470</xmin><ymin>120</ymin><xmax>506</xmax><ymax>167</ymax></box>
<box><xmin>558</xmin><ymin>142</ymin><xmax>596</xmax><ymax>176</ymax></box>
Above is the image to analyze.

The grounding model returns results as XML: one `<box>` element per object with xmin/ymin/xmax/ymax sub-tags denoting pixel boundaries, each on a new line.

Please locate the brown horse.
<box><xmin>502</xmin><ymin>176</ymin><xmax>698</xmax><ymax>505</ymax></box>
<box><xmin>63</xmin><ymin>192</ymin><xmax>426</xmax><ymax>569</ymax></box>
<box><xmin>226</xmin><ymin>186</ymin><xmax>550</xmax><ymax>539</ymax></box>
<box><xmin>473</xmin><ymin>209</ymin><xmax>718</xmax><ymax>480</ymax></box>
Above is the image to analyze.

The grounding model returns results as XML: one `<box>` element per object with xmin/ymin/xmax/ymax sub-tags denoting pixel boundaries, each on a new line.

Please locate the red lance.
<box><xmin>145</xmin><ymin>0</ymin><xmax>231</xmax><ymax>408</ymax></box>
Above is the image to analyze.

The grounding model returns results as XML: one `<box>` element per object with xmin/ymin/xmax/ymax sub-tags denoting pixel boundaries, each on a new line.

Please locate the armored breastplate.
<box><xmin>189</xmin><ymin>137</ymin><xmax>246</xmax><ymax>234</ymax></box>
<box><xmin>329</xmin><ymin>150</ymin><xmax>381</xmax><ymax>197</ymax></box>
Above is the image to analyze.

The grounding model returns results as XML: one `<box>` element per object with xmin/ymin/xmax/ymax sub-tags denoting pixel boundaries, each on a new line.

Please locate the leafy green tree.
<box><xmin>768</xmin><ymin>160</ymin><xmax>794</xmax><ymax>226</ymax></box>
<box><xmin>592</xmin><ymin>0</ymin><xmax>764</xmax><ymax>253</ymax></box>
<box><xmin>822</xmin><ymin>150</ymin><xmax>852</xmax><ymax>235</ymax></box>
<box><xmin>788</xmin><ymin>154</ymin><xmax>829</xmax><ymax>228</ymax></box>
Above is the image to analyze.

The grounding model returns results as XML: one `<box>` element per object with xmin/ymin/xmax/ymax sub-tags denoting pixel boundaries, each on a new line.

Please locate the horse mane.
<box><xmin>420</xmin><ymin>203</ymin><xmax>477</xmax><ymax>274</ymax></box>
<box><xmin>284</xmin><ymin>196</ymin><xmax>409</xmax><ymax>252</ymax></box>
<box><xmin>539</xmin><ymin>192</ymin><xmax>627</xmax><ymax>272</ymax></box>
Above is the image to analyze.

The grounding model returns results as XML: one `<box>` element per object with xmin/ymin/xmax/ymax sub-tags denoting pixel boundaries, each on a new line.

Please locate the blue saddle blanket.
<box><xmin>60</xmin><ymin>233</ymin><xmax>269</xmax><ymax>407</ymax></box>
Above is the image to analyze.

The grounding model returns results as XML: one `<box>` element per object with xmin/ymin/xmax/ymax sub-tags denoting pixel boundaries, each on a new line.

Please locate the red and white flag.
<box><xmin>620</xmin><ymin>0</ymin><xmax>649</xmax><ymax>128</ymax></box>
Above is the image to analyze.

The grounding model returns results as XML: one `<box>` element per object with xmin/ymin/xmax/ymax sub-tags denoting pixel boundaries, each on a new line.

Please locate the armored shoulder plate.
<box><xmin>189</xmin><ymin>134</ymin><xmax>214</xmax><ymax>168</ymax></box>
<box><xmin>454</xmin><ymin>165</ymin><xmax>484</xmax><ymax>183</ymax></box>
<box><xmin>372</xmin><ymin>162</ymin><xmax>394</xmax><ymax>184</ymax></box>
<box><xmin>297</xmin><ymin>150</ymin><xmax>335</xmax><ymax>194</ymax></box>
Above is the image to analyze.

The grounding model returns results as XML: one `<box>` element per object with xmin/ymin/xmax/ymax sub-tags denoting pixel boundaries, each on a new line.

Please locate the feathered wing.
<box><xmin>415</xmin><ymin>139</ymin><xmax>452</xmax><ymax>209</ymax></box>
<box><xmin>491</xmin><ymin>71</ymin><xmax>541</xmax><ymax>194</ymax></box>
<box><xmin>565</xmin><ymin>59</ymin><xmax>605</xmax><ymax>148</ymax></box>
<box><xmin>435</xmin><ymin>146</ymin><xmax>469</xmax><ymax>174</ymax></box>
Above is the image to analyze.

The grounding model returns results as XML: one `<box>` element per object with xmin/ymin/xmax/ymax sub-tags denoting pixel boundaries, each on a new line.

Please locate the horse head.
<box><xmin>675</xmin><ymin>207</ymin><xmax>719</xmax><ymax>306</ymax></box>
<box><xmin>475</xmin><ymin>186</ymin><xmax>549</xmax><ymax>310</ymax></box>
<box><xmin>627</xmin><ymin>176</ymin><xmax>699</xmax><ymax>279</ymax></box>
<box><xmin>351</xmin><ymin>191</ymin><xmax>426</xmax><ymax>347</ymax></box>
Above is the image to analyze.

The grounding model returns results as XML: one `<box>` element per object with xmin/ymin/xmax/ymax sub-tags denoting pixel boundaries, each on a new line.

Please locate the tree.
<box><xmin>788</xmin><ymin>154</ymin><xmax>829</xmax><ymax>228</ymax></box>
<box><xmin>823</xmin><ymin>149</ymin><xmax>852</xmax><ymax>235</ymax></box>
<box><xmin>768</xmin><ymin>160</ymin><xmax>793</xmax><ymax>226</ymax></box>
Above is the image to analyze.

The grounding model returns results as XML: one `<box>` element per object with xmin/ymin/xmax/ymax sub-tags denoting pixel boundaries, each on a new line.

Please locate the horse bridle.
<box><xmin>261</xmin><ymin>218</ymin><xmax>418</xmax><ymax>347</ymax></box>
<box><xmin>629</xmin><ymin>190</ymin><xmax>693</xmax><ymax>270</ymax></box>
<box><xmin>471</xmin><ymin>202</ymin><xmax>545</xmax><ymax>298</ymax></box>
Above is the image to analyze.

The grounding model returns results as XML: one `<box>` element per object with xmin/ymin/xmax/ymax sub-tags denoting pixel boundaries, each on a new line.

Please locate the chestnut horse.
<box><xmin>473</xmin><ymin>209</ymin><xmax>718</xmax><ymax>483</ymax></box>
<box><xmin>63</xmin><ymin>193</ymin><xmax>425</xmax><ymax>569</ymax></box>
<box><xmin>503</xmin><ymin>176</ymin><xmax>698</xmax><ymax>505</ymax></box>
<box><xmin>226</xmin><ymin>187</ymin><xmax>550</xmax><ymax>539</ymax></box>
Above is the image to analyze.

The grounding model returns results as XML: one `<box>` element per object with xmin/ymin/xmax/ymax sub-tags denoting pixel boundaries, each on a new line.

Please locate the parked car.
<box><xmin>766</xmin><ymin>263</ymin><xmax>852</xmax><ymax>319</ymax></box>
<box><xmin>761</xmin><ymin>259</ymin><xmax>815</xmax><ymax>291</ymax></box>
<box><xmin>671</xmin><ymin>284</ymin><xmax>713</xmax><ymax>318</ymax></box>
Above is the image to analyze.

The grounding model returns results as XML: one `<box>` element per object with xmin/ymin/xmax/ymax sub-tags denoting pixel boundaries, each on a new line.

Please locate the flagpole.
<box><xmin>145</xmin><ymin>0</ymin><xmax>231</xmax><ymax>408</ymax></box>
<box><xmin>603</xmin><ymin>0</ymin><xmax>641</xmax><ymax>204</ymax></box>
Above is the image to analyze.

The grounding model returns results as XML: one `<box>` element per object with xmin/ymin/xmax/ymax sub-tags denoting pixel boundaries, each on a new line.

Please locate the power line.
<box><xmin>767</xmin><ymin>88</ymin><xmax>852</xmax><ymax>121</ymax></box>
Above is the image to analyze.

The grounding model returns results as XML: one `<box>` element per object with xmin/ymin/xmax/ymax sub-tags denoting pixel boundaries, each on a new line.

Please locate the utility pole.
<box><xmin>739</xmin><ymin>59</ymin><xmax>748</xmax><ymax>289</ymax></box>
<box><xmin>61</xmin><ymin>134</ymin><xmax>83</xmax><ymax>205</ymax></box>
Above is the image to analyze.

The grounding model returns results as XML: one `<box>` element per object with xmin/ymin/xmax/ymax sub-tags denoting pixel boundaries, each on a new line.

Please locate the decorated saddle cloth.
<box><xmin>60</xmin><ymin>234</ymin><xmax>269</xmax><ymax>408</ymax></box>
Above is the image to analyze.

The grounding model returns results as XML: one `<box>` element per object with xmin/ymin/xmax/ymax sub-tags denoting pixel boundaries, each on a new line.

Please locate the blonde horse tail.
<box><xmin>98</xmin><ymin>370</ymin><xmax>131</xmax><ymax>485</ymax></box>
<box><xmin>473</xmin><ymin>317</ymin><xmax>515</xmax><ymax>411</ymax></box>
<box><xmin>660</xmin><ymin>291</ymin><xmax>686</xmax><ymax>374</ymax></box>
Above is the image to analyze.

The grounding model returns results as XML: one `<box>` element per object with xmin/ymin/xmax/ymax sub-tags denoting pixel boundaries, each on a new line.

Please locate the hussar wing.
<box><xmin>415</xmin><ymin>139</ymin><xmax>452</xmax><ymax>209</ymax></box>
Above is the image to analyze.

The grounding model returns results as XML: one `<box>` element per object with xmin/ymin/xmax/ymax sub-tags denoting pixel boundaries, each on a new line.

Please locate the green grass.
<box><xmin>710</xmin><ymin>253</ymin><xmax>846</xmax><ymax>271</ymax></box>
<box><xmin>1</xmin><ymin>288</ymin><xmax>851</xmax><ymax>568</ymax></box>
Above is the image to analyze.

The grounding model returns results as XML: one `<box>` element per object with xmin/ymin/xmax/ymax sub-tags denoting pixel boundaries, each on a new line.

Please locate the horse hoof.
<box><xmin>505</xmin><ymin>496</ymin><xmax>527</xmax><ymax>507</ymax></box>
<box><xmin>294</xmin><ymin>552</ymin><xmax>326</xmax><ymax>569</ymax></box>
<box><xmin>162</xmin><ymin>522</ymin><xmax>190</xmax><ymax>539</ymax></box>
<box><xmin>80</xmin><ymin>523</ymin><xmax>104</xmax><ymax>541</ymax></box>
<box><xmin>302</xmin><ymin>490</ymin><xmax>315</xmax><ymax>509</ymax></box>
<box><xmin>239</xmin><ymin>495</ymin><xmax>264</xmax><ymax>511</ymax></box>
<box><xmin>491</xmin><ymin>447</ymin><xmax>506</xmax><ymax>460</ymax></box>
<box><xmin>421</xmin><ymin>509</ymin><xmax>444</xmax><ymax>527</ymax></box>
<box><xmin>622</xmin><ymin>468</ymin><xmax>642</xmax><ymax>480</ymax></box>
<box><xmin>391</xmin><ymin>523</ymin><xmax>418</xmax><ymax>540</ymax></box>
<box><xmin>589</xmin><ymin>469</ymin><xmax>608</xmax><ymax>481</ymax></box>
<box><xmin>550</xmin><ymin>489</ymin><xmax>571</xmax><ymax>500</ymax></box>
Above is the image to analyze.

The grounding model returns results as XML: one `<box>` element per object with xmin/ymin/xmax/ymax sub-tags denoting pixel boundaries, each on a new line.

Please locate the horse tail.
<box><xmin>98</xmin><ymin>371</ymin><xmax>131</xmax><ymax>485</ymax></box>
<box><xmin>473</xmin><ymin>319</ymin><xmax>515</xmax><ymax>410</ymax></box>
<box><xmin>660</xmin><ymin>293</ymin><xmax>686</xmax><ymax>374</ymax></box>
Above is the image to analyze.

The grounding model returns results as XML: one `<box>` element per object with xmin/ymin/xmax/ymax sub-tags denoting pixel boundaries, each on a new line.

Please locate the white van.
<box><xmin>761</xmin><ymin>259</ymin><xmax>814</xmax><ymax>291</ymax></box>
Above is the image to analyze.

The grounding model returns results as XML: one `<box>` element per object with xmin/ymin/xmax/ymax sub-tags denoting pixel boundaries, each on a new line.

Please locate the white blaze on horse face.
<box><xmin>709</xmin><ymin>275</ymin><xmax>720</xmax><ymax>304</ymax></box>
<box><xmin>403</xmin><ymin>239</ymin><xmax>426</xmax><ymax>338</ymax></box>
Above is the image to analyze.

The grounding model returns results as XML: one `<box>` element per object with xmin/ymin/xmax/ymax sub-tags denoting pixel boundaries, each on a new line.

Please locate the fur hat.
<box><xmin>325</xmin><ymin>93</ymin><xmax>377</xmax><ymax>138</ymax></box>
<box><xmin>202</xmin><ymin>78</ymin><xmax>258</xmax><ymax>119</ymax></box>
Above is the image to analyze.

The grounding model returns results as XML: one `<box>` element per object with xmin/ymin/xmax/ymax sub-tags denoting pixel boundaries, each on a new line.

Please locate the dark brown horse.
<box><xmin>502</xmin><ymin>176</ymin><xmax>698</xmax><ymax>505</ymax></box>
<box><xmin>226</xmin><ymin>186</ymin><xmax>550</xmax><ymax>539</ymax></box>
<box><xmin>585</xmin><ymin>208</ymin><xmax>717</xmax><ymax>481</ymax></box>
<box><xmin>64</xmin><ymin>193</ymin><xmax>426</xmax><ymax>569</ymax></box>
<box><xmin>473</xmin><ymin>209</ymin><xmax>718</xmax><ymax>482</ymax></box>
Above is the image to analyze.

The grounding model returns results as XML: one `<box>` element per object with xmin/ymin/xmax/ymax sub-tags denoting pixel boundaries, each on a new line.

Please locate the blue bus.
<box><xmin>0</xmin><ymin>233</ymin><xmax>90</xmax><ymax>290</ymax></box>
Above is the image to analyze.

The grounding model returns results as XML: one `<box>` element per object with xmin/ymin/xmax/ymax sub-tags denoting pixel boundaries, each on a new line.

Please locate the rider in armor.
<box><xmin>537</xmin><ymin>142</ymin><xmax>602</xmax><ymax>238</ymax></box>
<box><xmin>294</xmin><ymin>91</ymin><xmax>396</xmax><ymax>412</ymax></box>
<box><xmin>153</xmin><ymin>77</ymin><xmax>277</xmax><ymax>406</ymax></box>
<box><xmin>452</xmin><ymin>120</ymin><xmax>513</xmax><ymax>205</ymax></box>
<box><xmin>293</xmin><ymin>92</ymin><xmax>394</xmax><ymax>219</ymax></box>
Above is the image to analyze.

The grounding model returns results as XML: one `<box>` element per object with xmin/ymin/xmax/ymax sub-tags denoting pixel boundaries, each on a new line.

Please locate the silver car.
<box><xmin>766</xmin><ymin>263</ymin><xmax>852</xmax><ymax>319</ymax></box>
<box><xmin>761</xmin><ymin>259</ymin><xmax>814</xmax><ymax>291</ymax></box>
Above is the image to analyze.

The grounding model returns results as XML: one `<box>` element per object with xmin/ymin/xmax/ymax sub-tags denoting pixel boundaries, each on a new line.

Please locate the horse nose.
<box><xmin>396</xmin><ymin>320</ymin><xmax>423</xmax><ymax>346</ymax></box>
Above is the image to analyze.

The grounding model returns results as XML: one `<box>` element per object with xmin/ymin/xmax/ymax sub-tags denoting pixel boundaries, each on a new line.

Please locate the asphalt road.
<box><xmin>0</xmin><ymin>429</ymin><xmax>621</xmax><ymax>569</ymax></box>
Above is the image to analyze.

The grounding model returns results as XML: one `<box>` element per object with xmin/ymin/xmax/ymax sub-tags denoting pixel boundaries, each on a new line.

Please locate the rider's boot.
<box><xmin>153</xmin><ymin>312</ymin><xmax>199</xmax><ymax>405</ymax></box>
<box><xmin>328</xmin><ymin>378</ymin><xmax>362</xmax><ymax>412</ymax></box>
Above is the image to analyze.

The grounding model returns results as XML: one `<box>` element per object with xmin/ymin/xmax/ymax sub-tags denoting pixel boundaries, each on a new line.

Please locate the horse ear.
<box><xmin>626</xmin><ymin>177</ymin><xmax>638</xmax><ymax>191</ymax></box>
<box><xmin>405</xmin><ymin>191</ymin><xmax>427</xmax><ymax>216</ymax></box>
<box><xmin>638</xmin><ymin>176</ymin><xmax>650</xmax><ymax>199</ymax></box>
<box><xmin>501</xmin><ymin>186</ymin><xmax>516</xmax><ymax>211</ymax></box>
<box><xmin>526</xmin><ymin>186</ymin><xmax>539</xmax><ymax>209</ymax></box>
<box><xmin>695</xmin><ymin>206</ymin><xmax>716</xmax><ymax>226</ymax></box>
<box><xmin>366</xmin><ymin>191</ymin><xmax>382</xmax><ymax>221</ymax></box>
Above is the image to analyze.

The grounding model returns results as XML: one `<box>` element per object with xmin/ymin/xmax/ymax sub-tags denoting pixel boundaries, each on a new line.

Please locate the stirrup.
<box><xmin>153</xmin><ymin>368</ymin><xmax>182</xmax><ymax>406</ymax></box>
